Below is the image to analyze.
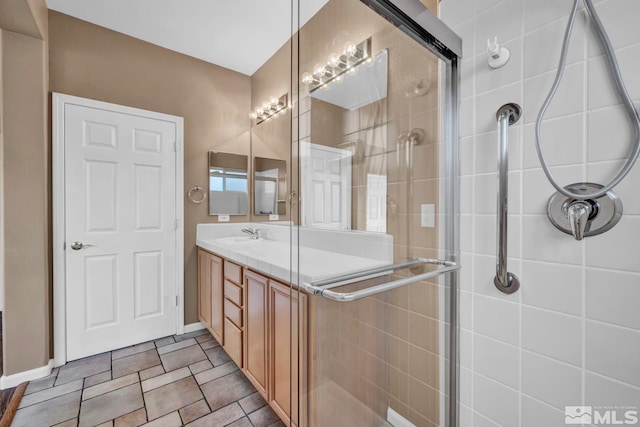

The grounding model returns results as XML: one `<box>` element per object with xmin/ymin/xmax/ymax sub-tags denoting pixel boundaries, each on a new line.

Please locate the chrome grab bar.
<box><xmin>302</xmin><ymin>258</ymin><xmax>460</xmax><ymax>302</ymax></box>
<box><xmin>494</xmin><ymin>103</ymin><xmax>521</xmax><ymax>294</ymax></box>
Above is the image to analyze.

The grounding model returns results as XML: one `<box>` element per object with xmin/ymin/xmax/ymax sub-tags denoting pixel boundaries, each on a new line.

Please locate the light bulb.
<box><xmin>249</xmin><ymin>112</ymin><xmax>257</xmax><ymax>120</ymax></box>
<box><xmin>343</xmin><ymin>42</ymin><xmax>357</xmax><ymax>56</ymax></box>
<box><xmin>262</xmin><ymin>101</ymin><xmax>271</xmax><ymax>111</ymax></box>
<box><xmin>254</xmin><ymin>107</ymin><xmax>263</xmax><ymax>116</ymax></box>
<box><xmin>270</xmin><ymin>96</ymin><xmax>279</xmax><ymax>106</ymax></box>
<box><xmin>313</xmin><ymin>63</ymin><xmax>325</xmax><ymax>76</ymax></box>
<box><xmin>301</xmin><ymin>72</ymin><xmax>313</xmax><ymax>84</ymax></box>
<box><xmin>328</xmin><ymin>52</ymin><xmax>341</xmax><ymax>67</ymax></box>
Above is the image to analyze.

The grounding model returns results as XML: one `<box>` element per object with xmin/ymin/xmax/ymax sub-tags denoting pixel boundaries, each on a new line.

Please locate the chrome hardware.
<box><xmin>241</xmin><ymin>228</ymin><xmax>261</xmax><ymax>240</ymax></box>
<box><xmin>70</xmin><ymin>241</ymin><xmax>94</xmax><ymax>250</ymax></box>
<box><xmin>187</xmin><ymin>186</ymin><xmax>207</xmax><ymax>204</ymax></box>
<box><xmin>547</xmin><ymin>182</ymin><xmax>623</xmax><ymax>241</ymax></box>
<box><xmin>302</xmin><ymin>258</ymin><xmax>459</xmax><ymax>302</ymax></box>
<box><xmin>494</xmin><ymin>103</ymin><xmax>521</xmax><ymax>295</ymax></box>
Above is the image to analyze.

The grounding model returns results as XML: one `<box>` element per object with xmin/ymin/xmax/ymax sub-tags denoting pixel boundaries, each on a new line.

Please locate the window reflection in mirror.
<box><xmin>254</xmin><ymin>157</ymin><xmax>287</xmax><ymax>216</ymax></box>
<box><xmin>208</xmin><ymin>152</ymin><xmax>248</xmax><ymax>216</ymax></box>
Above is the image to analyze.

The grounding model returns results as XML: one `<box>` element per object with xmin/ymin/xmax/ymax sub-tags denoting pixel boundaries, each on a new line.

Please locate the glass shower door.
<box><xmin>292</xmin><ymin>0</ymin><xmax>462</xmax><ymax>426</ymax></box>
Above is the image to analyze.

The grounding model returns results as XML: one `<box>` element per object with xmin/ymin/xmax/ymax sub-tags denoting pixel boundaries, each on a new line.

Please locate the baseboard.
<box><xmin>0</xmin><ymin>359</ymin><xmax>53</xmax><ymax>390</ymax></box>
<box><xmin>183</xmin><ymin>322</ymin><xmax>206</xmax><ymax>334</ymax></box>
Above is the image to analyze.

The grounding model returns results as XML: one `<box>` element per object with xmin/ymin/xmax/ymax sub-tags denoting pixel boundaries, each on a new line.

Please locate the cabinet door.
<box><xmin>197</xmin><ymin>249</ymin><xmax>211</xmax><ymax>329</ymax></box>
<box><xmin>244</xmin><ymin>270</ymin><xmax>269</xmax><ymax>396</ymax></box>
<box><xmin>209</xmin><ymin>253</ymin><xmax>224</xmax><ymax>344</ymax></box>
<box><xmin>270</xmin><ymin>280</ymin><xmax>307</xmax><ymax>426</ymax></box>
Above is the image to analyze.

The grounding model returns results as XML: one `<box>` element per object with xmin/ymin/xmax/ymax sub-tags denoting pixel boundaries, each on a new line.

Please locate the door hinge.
<box><xmin>174</xmin><ymin>141</ymin><xmax>179</xmax><ymax>152</ymax></box>
<box><xmin>174</xmin><ymin>219</ymin><xmax>179</xmax><ymax>230</ymax></box>
<box><xmin>176</xmin><ymin>295</ymin><xmax>179</xmax><ymax>306</ymax></box>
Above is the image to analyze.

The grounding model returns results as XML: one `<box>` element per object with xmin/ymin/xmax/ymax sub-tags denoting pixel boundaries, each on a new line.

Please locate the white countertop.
<box><xmin>196</xmin><ymin>223</ymin><xmax>393</xmax><ymax>285</ymax></box>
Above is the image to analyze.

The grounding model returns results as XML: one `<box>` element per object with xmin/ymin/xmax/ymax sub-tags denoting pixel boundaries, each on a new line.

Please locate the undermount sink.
<box><xmin>216</xmin><ymin>236</ymin><xmax>260</xmax><ymax>245</ymax></box>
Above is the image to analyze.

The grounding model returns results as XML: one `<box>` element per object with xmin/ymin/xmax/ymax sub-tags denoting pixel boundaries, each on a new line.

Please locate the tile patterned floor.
<box><xmin>12</xmin><ymin>329</ymin><xmax>285</xmax><ymax>427</ymax></box>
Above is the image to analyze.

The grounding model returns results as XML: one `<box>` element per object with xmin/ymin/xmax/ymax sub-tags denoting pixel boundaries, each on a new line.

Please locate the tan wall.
<box><xmin>1</xmin><ymin>3</ymin><xmax>50</xmax><ymax>374</ymax></box>
<box><xmin>48</xmin><ymin>11</ymin><xmax>252</xmax><ymax>326</ymax></box>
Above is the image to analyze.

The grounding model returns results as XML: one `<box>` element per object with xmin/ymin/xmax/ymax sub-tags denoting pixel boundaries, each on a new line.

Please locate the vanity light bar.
<box><xmin>301</xmin><ymin>38</ymin><xmax>372</xmax><ymax>93</ymax></box>
<box><xmin>249</xmin><ymin>94</ymin><xmax>289</xmax><ymax>124</ymax></box>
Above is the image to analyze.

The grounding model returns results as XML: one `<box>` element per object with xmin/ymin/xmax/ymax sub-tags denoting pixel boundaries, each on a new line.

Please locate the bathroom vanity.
<box><xmin>196</xmin><ymin>223</ymin><xmax>393</xmax><ymax>426</ymax></box>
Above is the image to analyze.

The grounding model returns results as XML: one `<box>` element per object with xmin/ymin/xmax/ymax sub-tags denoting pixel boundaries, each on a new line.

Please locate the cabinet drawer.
<box><xmin>224</xmin><ymin>298</ymin><xmax>243</xmax><ymax>328</ymax></box>
<box><xmin>224</xmin><ymin>260</ymin><xmax>242</xmax><ymax>284</ymax></box>
<box><xmin>224</xmin><ymin>280</ymin><xmax>243</xmax><ymax>307</ymax></box>
<box><xmin>224</xmin><ymin>317</ymin><xmax>243</xmax><ymax>368</ymax></box>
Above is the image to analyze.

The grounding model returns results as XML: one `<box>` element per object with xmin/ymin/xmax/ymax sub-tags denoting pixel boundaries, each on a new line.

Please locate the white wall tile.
<box><xmin>474</xmin><ymin>0</ymin><xmax>523</xmax><ymax>55</ymax></box>
<box><xmin>460</xmin><ymin>290</ymin><xmax>473</xmax><ymax>330</ymax></box>
<box><xmin>522</xmin><ymin>260</ymin><xmax>583</xmax><ymax>316</ymax></box>
<box><xmin>587</xmin><ymin>160</ymin><xmax>640</xmax><ymax>214</ymax></box>
<box><xmin>522</xmin><ymin>306</ymin><xmax>582</xmax><ymax>366</ymax></box>
<box><xmin>586</xmin><ymin>268</ymin><xmax>640</xmax><ymax>330</ymax></box>
<box><xmin>474</xmin><ymin>374</ymin><xmax>520</xmax><ymax>427</ymax></box>
<box><xmin>522</xmin><ymin>215</ymin><xmax>583</xmax><ymax>265</ymax></box>
<box><xmin>587</xmin><ymin>0</ymin><xmax>640</xmax><ymax>56</ymax></box>
<box><xmin>473</xmin><ymin>215</ymin><xmax>520</xmax><ymax>258</ymax></box>
<box><xmin>585</xmin><ymin>372</ymin><xmax>640</xmax><ymax>408</ymax></box>
<box><xmin>475</xmin><ymin>39</ymin><xmax>522</xmax><ymax>94</ymax></box>
<box><xmin>586</xmin><ymin>320</ymin><xmax>640</xmax><ymax>387</ymax></box>
<box><xmin>440</xmin><ymin>0</ymin><xmax>476</xmax><ymax>29</ymax></box>
<box><xmin>474</xmin><ymin>334</ymin><xmax>520</xmax><ymax>389</ymax></box>
<box><xmin>460</xmin><ymin>329</ymin><xmax>473</xmax><ymax>368</ymax></box>
<box><xmin>461</xmin><ymin>175</ymin><xmax>473</xmax><ymax>214</ymax></box>
<box><xmin>587</xmin><ymin>43</ymin><xmax>640</xmax><ymax>110</ymax></box>
<box><xmin>522</xmin><ymin>166</ymin><xmax>584</xmax><ymax>214</ymax></box>
<box><xmin>461</xmin><ymin>214</ymin><xmax>473</xmax><ymax>252</ymax></box>
<box><xmin>587</xmin><ymin>104</ymin><xmax>637</xmax><ymax>162</ymax></box>
<box><xmin>460</xmin><ymin>367</ymin><xmax>474</xmax><ymax>406</ymax></box>
<box><xmin>523</xmin><ymin>114</ymin><xmax>584</xmax><ymax>169</ymax></box>
<box><xmin>461</xmin><ymin>97</ymin><xmax>475</xmax><ymax>138</ymax></box>
<box><xmin>523</xmin><ymin>0</ymin><xmax>577</xmax><ymax>32</ymax></box>
<box><xmin>475</xmin><ymin>126</ymin><xmax>521</xmax><ymax>174</ymax></box>
<box><xmin>586</xmin><ymin>216</ymin><xmax>640</xmax><ymax>273</ymax></box>
<box><xmin>473</xmin><ymin>411</ymin><xmax>502</xmax><ymax>427</ymax></box>
<box><xmin>474</xmin><ymin>295</ymin><xmax>520</xmax><ymax>345</ymax></box>
<box><xmin>522</xmin><ymin>350</ymin><xmax>582</xmax><ymax>409</ymax></box>
<box><xmin>460</xmin><ymin>252</ymin><xmax>473</xmax><ymax>291</ymax></box>
<box><xmin>473</xmin><ymin>172</ymin><xmax>521</xmax><ymax>215</ymax></box>
<box><xmin>521</xmin><ymin>395</ymin><xmax>566</xmax><ymax>427</ymax></box>
<box><xmin>475</xmin><ymin>82</ymin><xmax>522</xmax><ymax>134</ymax></box>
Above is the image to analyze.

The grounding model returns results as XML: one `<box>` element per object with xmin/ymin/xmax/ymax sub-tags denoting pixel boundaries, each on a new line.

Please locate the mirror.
<box><xmin>254</xmin><ymin>157</ymin><xmax>287</xmax><ymax>216</ymax></box>
<box><xmin>208</xmin><ymin>152</ymin><xmax>249</xmax><ymax>216</ymax></box>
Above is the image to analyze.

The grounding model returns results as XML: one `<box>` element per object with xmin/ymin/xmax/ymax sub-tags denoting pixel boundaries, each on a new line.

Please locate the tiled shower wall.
<box><xmin>440</xmin><ymin>0</ymin><xmax>640</xmax><ymax>425</ymax></box>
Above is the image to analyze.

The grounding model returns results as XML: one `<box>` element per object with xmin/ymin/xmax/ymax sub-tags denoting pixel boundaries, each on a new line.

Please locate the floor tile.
<box><xmin>200</xmin><ymin>370</ymin><xmax>255</xmax><ymax>412</ymax></box>
<box><xmin>160</xmin><ymin>345</ymin><xmax>206</xmax><ymax>372</ymax></box>
<box><xmin>144</xmin><ymin>376</ymin><xmax>203</xmax><ymax>421</ymax></box>
<box><xmin>248</xmin><ymin>405</ymin><xmax>281</xmax><ymax>427</ymax></box>
<box><xmin>178</xmin><ymin>399</ymin><xmax>210</xmax><ymax>424</ymax></box>
<box><xmin>139</xmin><ymin>365</ymin><xmax>165</xmax><ymax>381</ymax></box>
<box><xmin>112</xmin><ymin>342</ymin><xmax>156</xmax><ymax>360</ymax></box>
<box><xmin>205</xmin><ymin>346</ymin><xmax>231</xmax><ymax>366</ymax></box>
<box><xmin>141</xmin><ymin>367</ymin><xmax>191</xmax><ymax>392</ymax></box>
<box><xmin>157</xmin><ymin>338</ymin><xmax>198</xmax><ymax>355</ymax></box>
<box><xmin>19</xmin><ymin>379</ymin><xmax>84</xmax><ymax>408</ymax></box>
<box><xmin>83</xmin><ymin>373</ymin><xmax>139</xmax><ymax>401</ymax></box>
<box><xmin>12</xmin><ymin>390</ymin><xmax>81</xmax><ymax>427</ymax></box>
<box><xmin>188</xmin><ymin>360</ymin><xmax>212</xmax><ymax>375</ymax></box>
<box><xmin>194</xmin><ymin>362</ymin><xmax>239</xmax><ymax>385</ymax></box>
<box><xmin>78</xmin><ymin>383</ymin><xmax>144</xmax><ymax>427</ymax></box>
<box><xmin>185</xmin><ymin>403</ymin><xmax>244</xmax><ymax>427</ymax></box>
<box><xmin>56</xmin><ymin>353</ymin><xmax>111</xmax><ymax>385</ymax></box>
<box><xmin>154</xmin><ymin>337</ymin><xmax>175</xmax><ymax>348</ymax></box>
<box><xmin>142</xmin><ymin>411</ymin><xmax>182</xmax><ymax>427</ymax></box>
<box><xmin>174</xmin><ymin>329</ymin><xmax>208</xmax><ymax>342</ymax></box>
<box><xmin>199</xmin><ymin>340</ymin><xmax>218</xmax><ymax>350</ymax></box>
<box><xmin>114</xmin><ymin>408</ymin><xmax>147</xmax><ymax>427</ymax></box>
<box><xmin>226</xmin><ymin>417</ymin><xmax>253</xmax><ymax>427</ymax></box>
<box><xmin>53</xmin><ymin>419</ymin><xmax>78</xmax><ymax>427</ymax></box>
<box><xmin>195</xmin><ymin>334</ymin><xmax>213</xmax><ymax>344</ymax></box>
<box><xmin>238</xmin><ymin>392</ymin><xmax>267</xmax><ymax>414</ymax></box>
<box><xmin>112</xmin><ymin>349</ymin><xmax>161</xmax><ymax>379</ymax></box>
<box><xmin>84</xmin><ymin>371</ymin><xmax>112</xmax><ymax>388</ymax></box>
<box><xmin>267</xmin><ymin>421</ymin><xmax>286</xmax><ymax>427</ymax></box>
<box><xmin>96</xmin><ymin>421</ymin><xmax>113</xmax><ymax>427</ymax></box>
<box><xmin>25</xmin><ymin>374</ymin><xmax>56</xmax><ymax>395</ymax></box>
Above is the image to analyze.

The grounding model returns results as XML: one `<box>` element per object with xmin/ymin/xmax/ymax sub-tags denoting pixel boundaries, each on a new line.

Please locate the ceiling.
<box><xmin>46</xmin><ymin>0</ymin><xmax>329</xmax><ymax>76</ymax></box>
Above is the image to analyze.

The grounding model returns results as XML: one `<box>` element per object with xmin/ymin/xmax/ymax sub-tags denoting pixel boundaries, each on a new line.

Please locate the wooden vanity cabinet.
<box><xmin>243</xmin><ymin>270</ymin><xmax>269</xmax><ymax>396</ymax></box>
<box><xmin>197</xmin><ymin>248</ymin><xmax>223</xmax><ymax>344</ymax></box>
<box><xmin>223</xmin><ymin>260</ymin><xmax>244</xmax><ymax>368</ymax></box>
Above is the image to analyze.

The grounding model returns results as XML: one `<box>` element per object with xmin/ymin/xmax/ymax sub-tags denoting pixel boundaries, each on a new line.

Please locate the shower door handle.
<box><xmin>301</xmin><ymin>258</ymin><xmax>459</xmax><ymax>302</ymax></box>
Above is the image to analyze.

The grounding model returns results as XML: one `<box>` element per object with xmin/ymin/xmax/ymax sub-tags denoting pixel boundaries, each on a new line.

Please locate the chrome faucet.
<box><xmin>241</xmin><ymin>228</ymin><xmax>260</xmax><ymax>240</ymax></box>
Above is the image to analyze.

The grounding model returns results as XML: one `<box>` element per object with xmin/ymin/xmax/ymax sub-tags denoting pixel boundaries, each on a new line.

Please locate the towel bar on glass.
<box><xmin>302</xmin><ymin>257</ymin><xmax>459</xmax><ymax>302</ymax></box>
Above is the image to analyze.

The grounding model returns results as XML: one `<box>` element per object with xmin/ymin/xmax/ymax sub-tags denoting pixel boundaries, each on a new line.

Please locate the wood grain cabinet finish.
<box><xmin>243</xmin><ymin>270</ymin><xmax>269</xmax><ymax>396</ymax></box>
<box><xmin>198</xmin><ymin>248</ymin><xmax>223</xmax><ymax>344</ymax></box>
<box><xmin>269</xmin><ymin>279</ymin><xmax>307</xmax><ymax>427</ymax></box>
<box><xmin>223</xmin><ymin>260</ymin><xmax>244</xmax><ymax>368</ymax></box>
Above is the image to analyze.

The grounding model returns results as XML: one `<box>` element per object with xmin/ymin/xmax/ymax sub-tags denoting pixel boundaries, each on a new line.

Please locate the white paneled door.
<box><xmin>61</xmin><ymin>97</ymin><xmax>182</xmax><ymax>361</ymax></box>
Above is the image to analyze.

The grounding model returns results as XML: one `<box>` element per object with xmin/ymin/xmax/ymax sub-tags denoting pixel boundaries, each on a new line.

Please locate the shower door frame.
<box><xmin>353</xmin><ymin>1</ymin><xmax>463</xmax><ymax>425</ymax></box>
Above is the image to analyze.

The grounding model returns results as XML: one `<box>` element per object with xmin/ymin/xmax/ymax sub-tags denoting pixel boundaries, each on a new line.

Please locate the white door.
<box><xmin>63</xmin><ymin>99</ymin><xmax>180</xmax><ymax>361</ymax></box>
<box><xmin>301</xmin><ymin>142</ymin><xmax>352</xmax><ymax>230</ymax></box>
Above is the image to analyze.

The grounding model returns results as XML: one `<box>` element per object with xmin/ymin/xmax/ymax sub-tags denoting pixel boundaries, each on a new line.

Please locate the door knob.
<box><xmin>70</xmin><ymin>241</ymin><xmax>94</xmax><ymax>250</ymax></box>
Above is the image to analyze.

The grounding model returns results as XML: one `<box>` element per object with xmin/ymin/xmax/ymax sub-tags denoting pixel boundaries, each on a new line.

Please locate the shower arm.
<box><xmin>494</xmin><ymin>103</ymin><xmax>521</xmax><ymax>294</ymax></box>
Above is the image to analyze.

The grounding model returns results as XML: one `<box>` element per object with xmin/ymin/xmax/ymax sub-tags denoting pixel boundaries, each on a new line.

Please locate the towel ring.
<box><xmin>187</xmin><ymin>186</ymin><xmax>207</xmax><ymax>204</ymax></box>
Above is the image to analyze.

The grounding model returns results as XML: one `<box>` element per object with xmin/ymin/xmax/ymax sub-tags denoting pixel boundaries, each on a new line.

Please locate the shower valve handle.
<box><xmin>567</xmin><ymin>201</ymin><xmax>592</xmax><ymax>241</ymax></box>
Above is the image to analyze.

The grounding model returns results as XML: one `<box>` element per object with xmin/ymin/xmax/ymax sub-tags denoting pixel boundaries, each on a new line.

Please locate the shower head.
<box><xmin>398</xmin><ymin>128</ymin><xmax>425</xmax><ymax>145</ymax></box>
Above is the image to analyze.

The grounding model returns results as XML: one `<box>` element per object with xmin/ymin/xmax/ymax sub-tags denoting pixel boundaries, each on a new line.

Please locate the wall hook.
<box><xmin>487</xmin><ymin>37</ymin><xmax>511</xmax><ymax>69</ymax></box>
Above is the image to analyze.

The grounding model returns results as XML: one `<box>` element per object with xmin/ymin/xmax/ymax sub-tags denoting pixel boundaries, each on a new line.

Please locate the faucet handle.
<box><xmin>567</xmin><ymin>201</ymin><xmax>591</xmax><ymax>241</ymax></box>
